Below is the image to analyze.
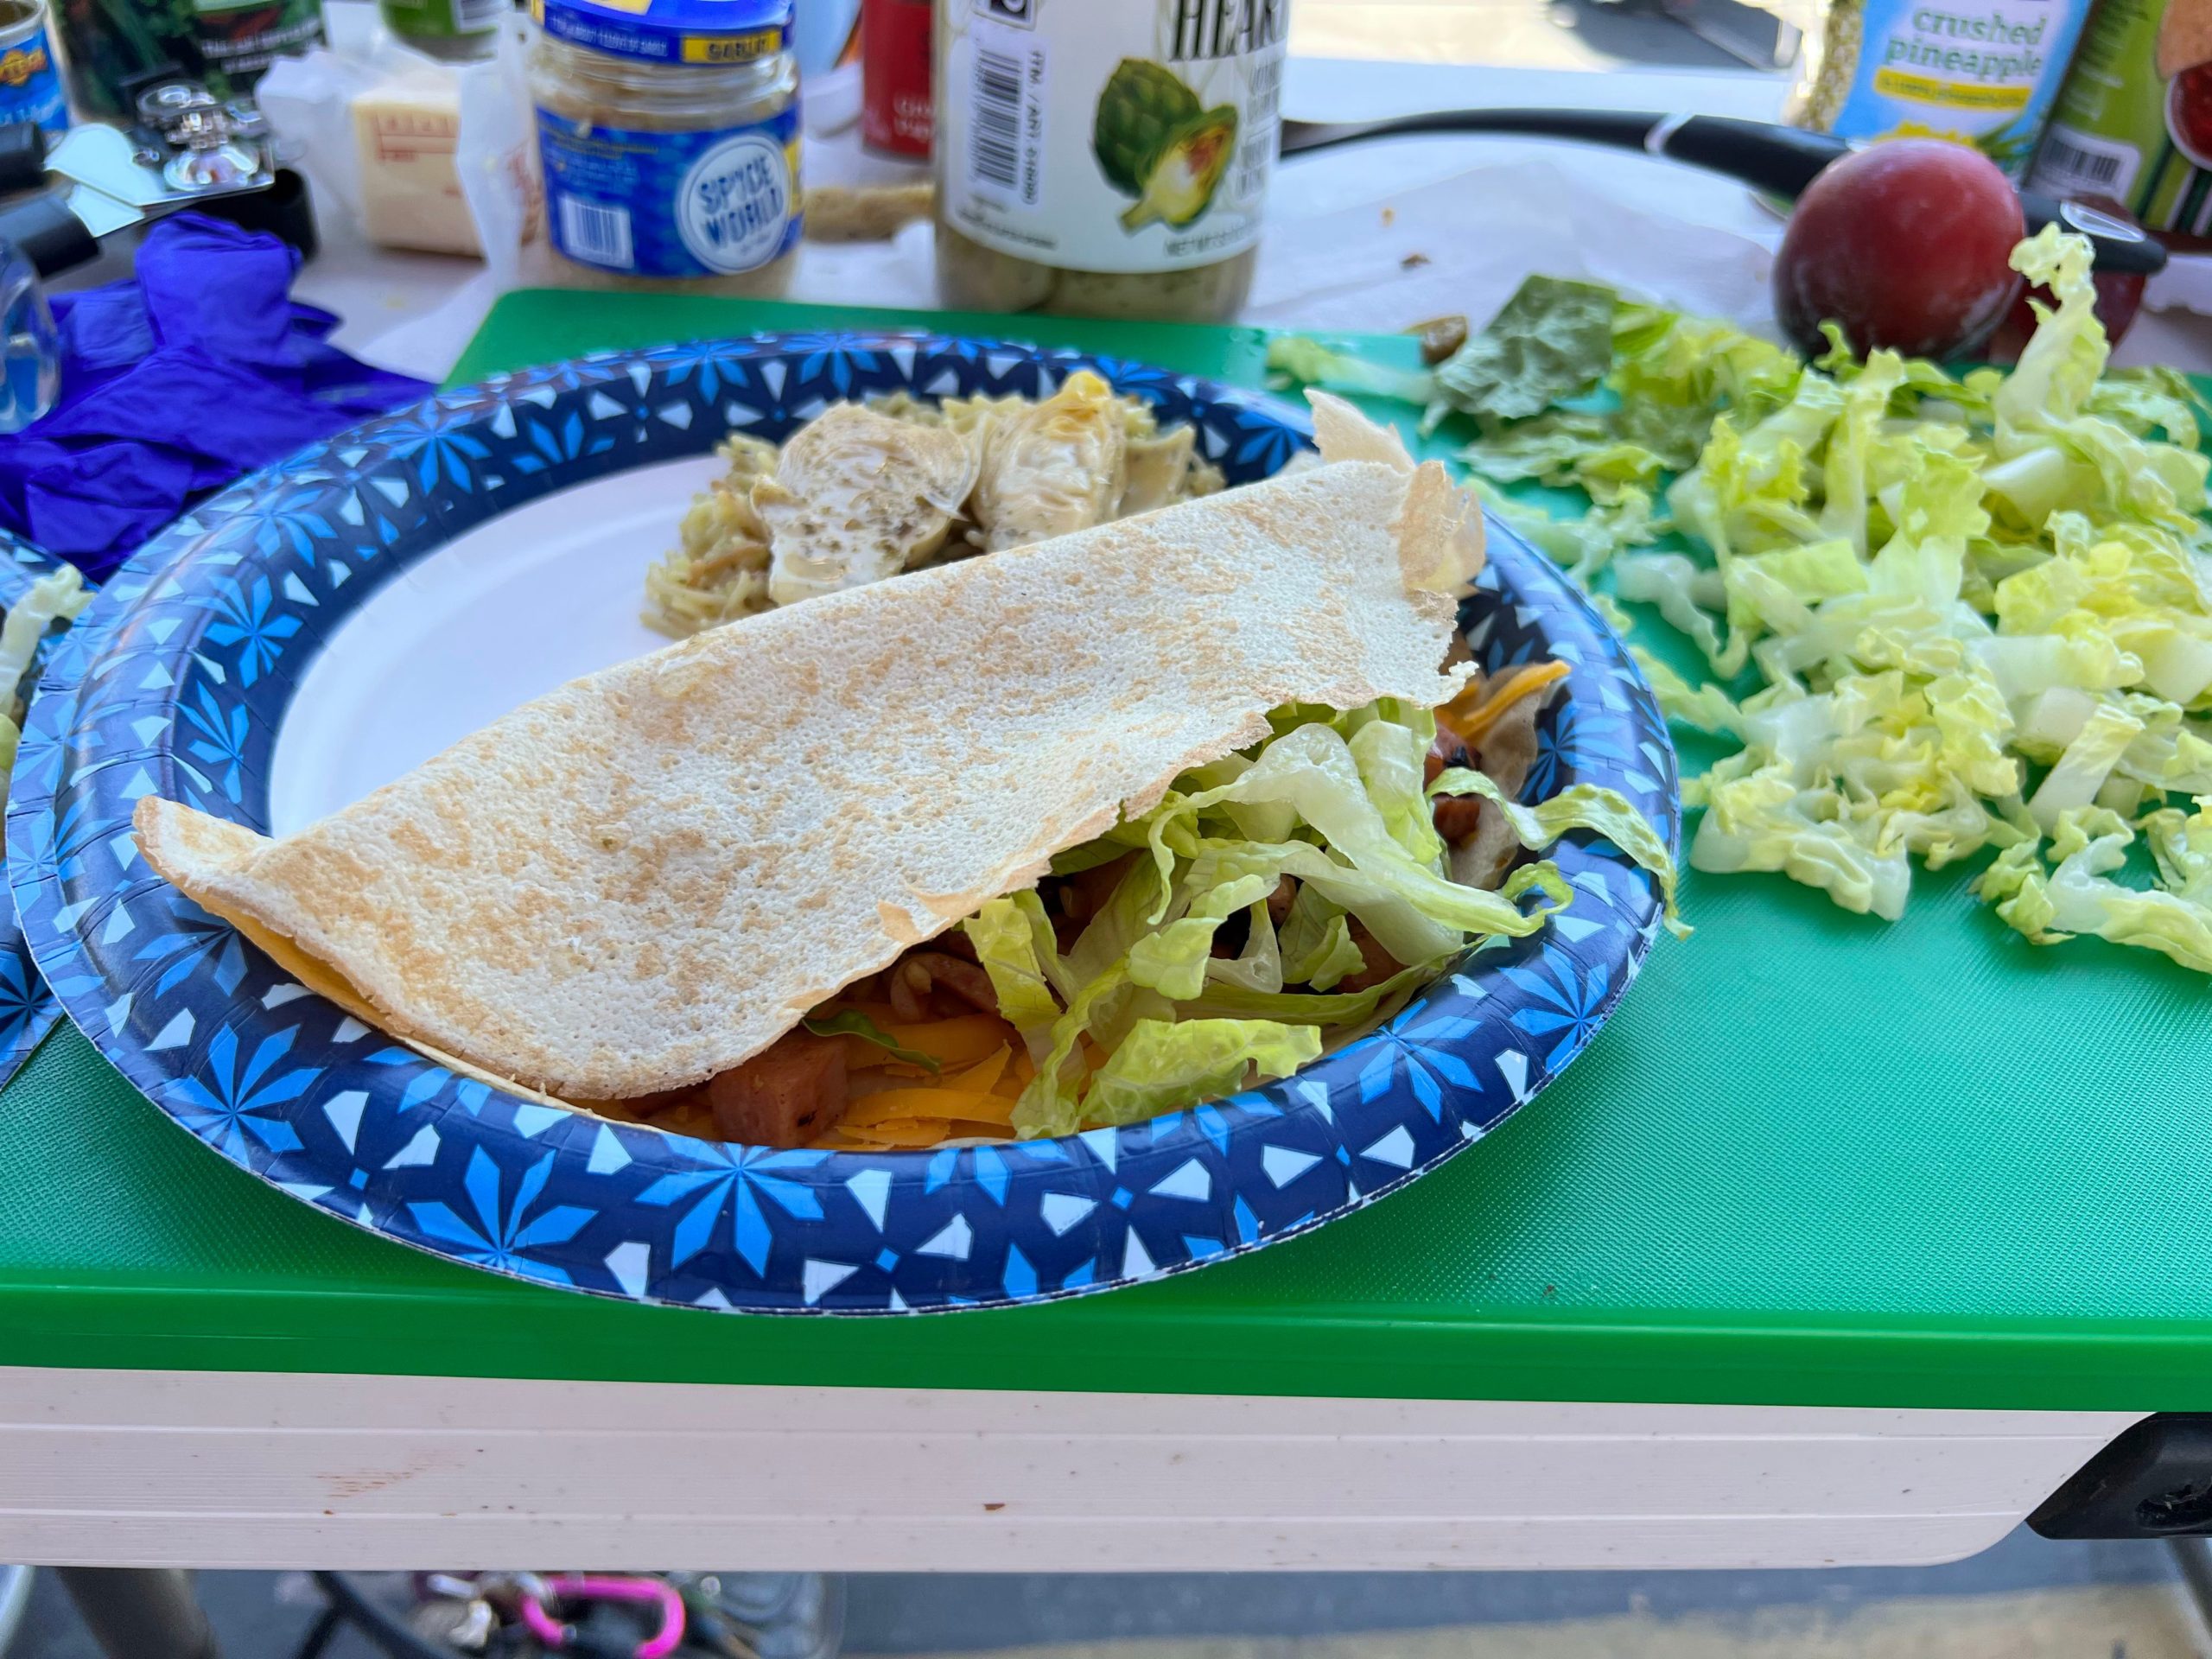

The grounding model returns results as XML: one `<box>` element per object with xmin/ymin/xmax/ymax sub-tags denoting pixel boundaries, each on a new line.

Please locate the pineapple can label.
<box><xmin>1791</xmin><ymin>0</ymin><xmax>2093</xmax><ymax>178</ymax></box>
<box><xmin>938</xmin><ymin>0</ymin><xmax>1287</xmax><ymax>275</ymax></box>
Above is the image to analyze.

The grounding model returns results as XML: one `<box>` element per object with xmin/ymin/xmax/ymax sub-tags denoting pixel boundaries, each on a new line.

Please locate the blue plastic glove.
<box><xmin>0</xmin><ymin>213</ymin><xmax>435</xmax><ymax>580</ymax></box>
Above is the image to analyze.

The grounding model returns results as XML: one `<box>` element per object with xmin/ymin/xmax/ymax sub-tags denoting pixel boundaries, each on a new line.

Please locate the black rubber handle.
<box><xmin>0</xmin><ymin>193</ymin><xmax>96</xmax><ymax>276</ymax></box>
<box><xmin>0</xmin><ymin>120</ymin><xmax>49</xmax><ymax>200</ymax></box>
<box><xmin>1652</xmin><ymin>115</ymin><xmax>1851</xmax><ymax>200</ymax></box>
<box><xmin>1281</xmin><ymin>107</ymin><xmax>1669</xmax><ymax>156</ymax></box>
<box><xmin>1283</xmin><ymin>109</ymin><xmax>1852</xmax><ymax>198</ymax></box>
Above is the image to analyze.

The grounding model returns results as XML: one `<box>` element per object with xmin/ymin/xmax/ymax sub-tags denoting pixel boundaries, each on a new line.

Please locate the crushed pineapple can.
<box><xmin>1789</xmin><ymin>0</ymin><xmax>2094</xmax><ymax>178</ymax></box>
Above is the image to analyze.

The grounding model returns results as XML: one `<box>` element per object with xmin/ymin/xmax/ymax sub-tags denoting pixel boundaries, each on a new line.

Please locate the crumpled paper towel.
<box><xmin>1243</xmin><ymin>138</ymin><xmax>2211</xmax><ymax>369</ymax></box>
<box><xmin>1249</xmin><ymin>149</ymin><xmax>1781</xmax><ymax>337</ymax></box>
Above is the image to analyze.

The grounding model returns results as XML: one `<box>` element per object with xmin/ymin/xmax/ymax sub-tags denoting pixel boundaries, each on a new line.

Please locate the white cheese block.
<box><xmin>353</xmin><ymin>77</ymin><xmax>480</xmax><ymax>257</ymax></box>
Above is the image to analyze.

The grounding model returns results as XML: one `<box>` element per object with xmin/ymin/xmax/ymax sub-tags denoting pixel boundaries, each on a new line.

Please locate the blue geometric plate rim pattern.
<box><xmin>6</xmin><ymin>332</ymin><xmax>1681</xmax><ymax>1316</ymax></box>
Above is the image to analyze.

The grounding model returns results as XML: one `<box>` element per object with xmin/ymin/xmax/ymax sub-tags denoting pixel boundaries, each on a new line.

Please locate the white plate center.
<box><xmin>266</xmin><ymin>456</ymin><xmax>723</xmax><ymax>836</ymax></box>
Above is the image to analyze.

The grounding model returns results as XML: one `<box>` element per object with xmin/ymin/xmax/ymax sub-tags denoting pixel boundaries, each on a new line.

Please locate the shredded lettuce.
<box><xmin>1974</xmin><ymin>804</ymin><xmax>2212</xmax><ymax>971</ymax></box>
<box><xmin>962</xmin><ymin>893</ymin><xmax>1065</xmax><ymax>1026</ymax></box>
<box><xmin>0</xmin><ymin>564</ymin><xmax>89</xmax><ymax>782</ymax></box>
<box><xmin>1004</xmin><ymin>699</ymin><xmax>1679</xmax><ymax>1138</ymax></box>
<box><xmin>1429</xmin><ymin>770</ymin><xmax>1686</xmax><ymax>931</ymax></box>
<box><xmin>1380</xmin><ymin>225</ymin><xmax>2212</xmax><ymax>976</ymax></box>
<box><xmin>1263</xmin><ymin>335</ymin><xmax>1437</xmax><ymax>410</ymax></box>
<box><xmin>1476</xmin><ymin>479</ymin><xmax>1656</xmax><ymax>585</ymax></box>
<box><xmin>1084</xmin><ymin>1019</ymin><xmax>1325</xmax><ymax>1128</ymax></box>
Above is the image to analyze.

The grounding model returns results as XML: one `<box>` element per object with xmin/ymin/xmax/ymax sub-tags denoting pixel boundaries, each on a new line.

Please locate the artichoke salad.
<box><xmin>643</xmin><ymin>371</ymin><xmax>1231</xmax><ymax>637</ymax></box>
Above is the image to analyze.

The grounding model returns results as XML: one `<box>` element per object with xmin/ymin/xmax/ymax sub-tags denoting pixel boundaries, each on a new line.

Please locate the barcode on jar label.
<box><xmin>964</xmin><ymin>28</ymin><xmax>1045</xmax><ymax>208</ymax></box>
<box><xmin>557</xmin><ymin>195</ymin><xmax>635</xmax><ymax>269</ymax></box>
<box><xmin>2032</xmin><ymin>125</ymin><xmax>2138</xmax><ymax>201</ymax></box>
<box><xmin>1233</xmin><ymin>49</ymin><xmax>1283</xmax><ymax>209</ymax></box>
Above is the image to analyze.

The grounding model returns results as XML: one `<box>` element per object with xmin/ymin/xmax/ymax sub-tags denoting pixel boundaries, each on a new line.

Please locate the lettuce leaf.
<box><xmin>1083</xmin><ymin>1018</ymin><xmax>1324</xmax><ymax>1128</ymax></box>
<box><xmin>1018</xmin><ymin>963</ymin><xmax>1134</xmax><ymax>1138</ymax></box>
<box><xmin>963</xmin><ymin>893</ymin><xmax>1067</xmax><ymax>1025</ymax></box>
<box><xmin>1428</xmin><ymin>769</ymin><xmax>1684</xmax><ymax>930</ymax></box>
<box><xmin>1994</xmin><ymin>226</ymin><xmax>2105</xmax><ymax>431</ymax></box>
<box><xmin>1975</xmin><ymin>805</ymin><xmax>2212</xmax><ymax>971</ymax></box>
<box><xmin>1705</xmin><ymin>772</ymin><xmax>1912</xmax><ymax>919</ymax></box>
<box><xmin>802</xmin><ymin>1011</ymin><xmax>942</xmax><ymax>1074</ymax></box>
<box><xmin>1428</xmin><ymin>275</ymin><xmax>1619</xmax><ymax>427</ymax></box>
<box><xmin>1263</xmin><ymin>335</ymin><xmax>1438</xmax><ymax>410</ymax></box>
<box><xmin>1476</xmin><ymin>479</ymin><xmax>1660</xmax><ymax>582</ymax></box>
<box><xmin>1278</xmin><ymin>882</ymin><xmax>1368</xmax><ymax>990</ymax></box>
<box><xmin>1126</xmin><ymin>873</ymin><xmax>1277</xmax><ymax>1000</ymax></box>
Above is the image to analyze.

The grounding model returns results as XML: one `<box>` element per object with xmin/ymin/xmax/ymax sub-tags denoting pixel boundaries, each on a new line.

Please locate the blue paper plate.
<box><xmin>0</xmin><ymin>533</ymin><xmax>79</xmax><ymax>1086</ymax></box>
<box><xmin>8</xmin><ymin>334</ymin><xmax>1680</xmax><ymax>1314</ymax></box>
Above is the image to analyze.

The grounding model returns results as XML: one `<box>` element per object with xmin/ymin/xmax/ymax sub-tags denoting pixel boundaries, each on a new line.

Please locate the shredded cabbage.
<box><xmin>1304</xmin><ymin>226</ymin><xmax>2212</xmax><ymax>974</ymax></box>
<box><xmin>1428</xmin><ymin>769</ymin><xmax>1684</xmax><ymax>920</ymax></box>
<box><xmin>0</xmin><ymin>564</ymin><xmax>89</xmax><ymax>783</ymax></box>
<box><xmin>1005</xmin><ymin>699</ymin><xmax>1679</xmax><ymax>1137</ymax></box>
<box><xmin>1974</xmin><ymin>803</ymin><xmax>2212</xmax><ymax>970</ymax></box>
<box><xmin>1263</xmin><ymin>336</ymin><xmax>1438</xmax><ymax>410</ymax></box>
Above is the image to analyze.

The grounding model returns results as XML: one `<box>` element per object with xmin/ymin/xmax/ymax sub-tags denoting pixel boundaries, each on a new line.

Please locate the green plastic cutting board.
<box><xmin>3</xmin><ymin>289</ymin><xmax>2209</xmax><ymax>1413</ymax></box>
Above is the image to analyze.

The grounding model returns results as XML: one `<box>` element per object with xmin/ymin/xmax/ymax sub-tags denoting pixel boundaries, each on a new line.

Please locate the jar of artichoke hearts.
<box><xmin>529</xmin><ymin>0</ymin><xmax>800</xmax><ymax>295</ymax></box>
<box><xmin>935</xmin><ymin>0</ymin><xmax>1289</xmax><ymax>324</ymax></box>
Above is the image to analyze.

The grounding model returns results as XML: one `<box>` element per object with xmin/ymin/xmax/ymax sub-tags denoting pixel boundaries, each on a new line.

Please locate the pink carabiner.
<box><xmin>518</xmin><ymin>1574</ymin><xmax>687</xmax><ymax>1659</ymax></box>
<box><xmin>515</xmin><ymin>1591</ymin><xmax>569</xmax><ymax>1650</ymax></box>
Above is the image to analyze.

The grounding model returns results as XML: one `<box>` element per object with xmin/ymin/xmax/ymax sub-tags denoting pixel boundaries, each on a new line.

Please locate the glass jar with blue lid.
<box><xmin>528</xmin><ymin>0</ymin><xmax>800</xmax><ymax>294</ymax></box>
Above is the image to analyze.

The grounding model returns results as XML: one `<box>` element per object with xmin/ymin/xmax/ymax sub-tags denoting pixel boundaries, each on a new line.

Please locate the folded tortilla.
<box><xmin>136</xmin><ymin>397</ymin><xmax>1484</xmax><ymax>1102</ymax></box>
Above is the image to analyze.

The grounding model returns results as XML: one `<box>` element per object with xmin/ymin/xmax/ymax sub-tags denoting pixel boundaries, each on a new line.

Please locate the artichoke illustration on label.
<box><xmin>939</xmin><ymin>0</ymin><xmax>1285</xmax><ymax>277</ymax></box>
<box><xmin>1093</xmin><ymin>57</ymin><xmax>1239</xmax><ymax>232</ymax></box>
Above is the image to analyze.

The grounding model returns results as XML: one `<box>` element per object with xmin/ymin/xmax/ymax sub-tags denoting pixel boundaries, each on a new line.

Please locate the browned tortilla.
<box><xmin>135</xmin><ymin>400</ymin><xmax>1482</xmax><ymax>1101</ymax></box>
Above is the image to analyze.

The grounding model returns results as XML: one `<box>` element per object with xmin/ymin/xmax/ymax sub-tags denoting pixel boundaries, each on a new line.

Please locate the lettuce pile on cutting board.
<box><xmin>1271</xmin><ymin>229</ymin><xmax>2212</xmax><ymax>973</ymax></box>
